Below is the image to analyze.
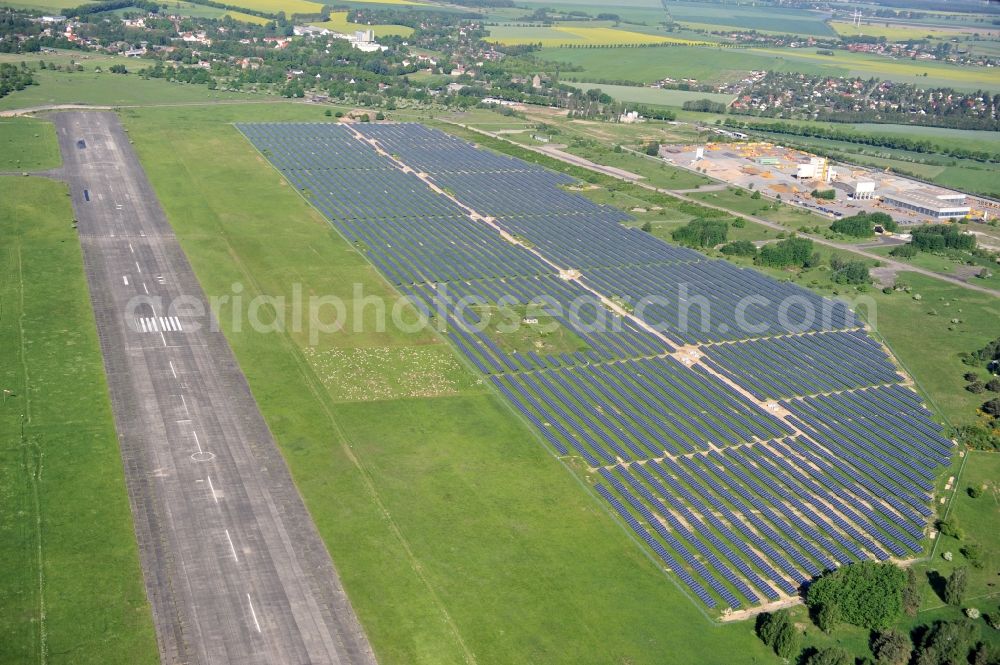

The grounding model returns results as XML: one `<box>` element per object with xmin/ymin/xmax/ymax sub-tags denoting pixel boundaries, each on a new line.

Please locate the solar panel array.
<box><xmin>239</xmin><ymin>122</ymin><xmax>951</xmax><ymax>611</ymax></box>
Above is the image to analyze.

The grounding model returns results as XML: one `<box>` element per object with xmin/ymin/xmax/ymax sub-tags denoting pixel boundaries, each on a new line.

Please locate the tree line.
<box><xmin>723</xmin><ymin>118</ymin><xmax>1000</xmax><ymax>164</ymax></box>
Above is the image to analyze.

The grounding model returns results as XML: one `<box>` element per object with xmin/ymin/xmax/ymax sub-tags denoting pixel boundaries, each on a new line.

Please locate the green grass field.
<box><xmin>687</xmin><ymin>187</ymin><xmax>830</xmax><ymax>230</ymax></box>
<box><xmin>0</xmin><ymin>63</ymin><xmax>260</xmax><ymax>110</ymax></box>
<box><xmin>663</xmin><ymin>0</ymin><xmax>836</xmax><ymax>37</ymax></box>
<box><xmin>927</xmin><ymin>450</ymin><xmax>1000</xmax><ymax>608</ymax></box>
<box><xmin>310</xmin><ymin>11</ymin><xmax>413</xmax><ymax>37</ymax></box>
<box><xmin>546</xmin><ymin>44</ymin><xmax>1000</xmax><ymax>92</ymax></box>
<box><xmin>0</xmin><ymin>117</ymin><xmax>61</xmax><ymax>171</ymax></box>
<box><xmin>0</xmin><ymin>176</ymin><xmax>158</xmax><ymax>664</ymax></box>
<box><xmin>559</xmin><ymin>81</ymin><xmax>734</xmax><ymax>107</ymax></box>
<box><xmin>120</xmin><ymin>101</ymin><xmax>781</xmax><ymax>664</ymax></box>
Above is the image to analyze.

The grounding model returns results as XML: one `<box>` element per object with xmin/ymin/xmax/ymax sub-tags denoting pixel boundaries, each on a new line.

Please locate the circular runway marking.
<box><xmin>191</xmin><ymin>451</ymin><xmax>216</xmax><ymax>462</ymax></box>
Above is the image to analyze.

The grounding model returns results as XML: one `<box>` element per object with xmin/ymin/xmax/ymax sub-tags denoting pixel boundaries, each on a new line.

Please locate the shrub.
<box><xmin>872</xmin><ymin>629</ymin><xmax>912</xmax><ymax>665</ymax></box>
<box><xmin>890</xmin><ymin>243</ymin><xmax>918</xmax><ymax>258</ymax></box>
<box><xmin>911</xmin><ymin>224</ymin><xmax>976</xmax><ymax>252</ymax></box>
<box><xmin>756</xmin><ymin>609</ymin><xmax>798</xmax><ymax>658</ymax></box>
<box><xmin>812</xmin><ymin>188</ymin><xmax>836</xmax><ymax>200</ymax></box>
<box><xmin>937</xmin><ymin>517</ymin><xmax>962</xmax><ymax>539</ymax></box>
<box><xmin>640</xmin><ymin>221</ymin><xmax>652</xmax><ymax>232</ymax></box>
<box><xmin>987</xmin><ymin>378</ymin><xmax>1000</xmax><ymax>393</ymax></box>
<box><xmin>816</xmin><ymin>601</ymin><xmax>839</xmax><ymax>633</ymax></box>
<box><xmin>983</xmin><ymin>397</ymin><xmax>1000</xmax><ymax>418</ymax></box>
<box><xmin>720</xmin><ymin>240</ymin><xmax>757</xmax><ymax>257</ymax></box>
<box><xmin>831</xmin><ymin>213</ymin><xmax>877</xmax><ymax>237</ymax></box>
<box><xmin>903</xmin><ymin>568</ymin><xmax>920</xmax><ymax>616</ymax></box>
<box><xmin>915</xmin><ymin>619</ymin><xmax>979</xmax><ymax>665</ymax></box>
<box><xmin>756</xmin><ymin>237</ymin><xmax>816</xmax><ymax>268</ymax></box>
<box><xmin>832</xmin><ymin>260</ymin><xmax>870</xmax><ymax>285</ymax></box>
<box><xmin>805</xmin><ymin>561</ymin><xmax>907</xmax><ymax>630</ymax></box>
<box><xmin>805</xmin><ymin>646</ymin><xmax>853</xmax><ymax>665</ymax></box>
<box><xmin>967</xmin><ymin>381</ymin><xmax>986</xmax><ymax>394</ymax></box>
<box><xmin>671</xmin><ymin>218</ymin><xmax>728</xmax><ymax>248</ymax></box>
<box><xmin>944</xmin><ymin>567</ymin><xmax>968</xmax><ymax>606</ymax></box>
<box><xmin>961</xmin><ymin>542</ymin><xmax>984</xmax><ymax>568</ymax></box>
<box><xmin>968</xmin><ymin>486</ymin><xmax>983</xmax><ymax>498</ymax></box>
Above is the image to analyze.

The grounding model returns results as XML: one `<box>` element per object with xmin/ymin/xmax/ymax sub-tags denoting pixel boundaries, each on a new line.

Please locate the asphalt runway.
<box><xmin>52</xmin><ymin>111</ymin><xmax>376</xmax><ymax>665</ymax></box>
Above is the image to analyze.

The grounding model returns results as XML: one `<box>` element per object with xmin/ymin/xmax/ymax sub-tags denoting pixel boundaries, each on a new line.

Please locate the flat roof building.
<box><xmin>881</xmin><ymin>192</ymin><xmax>970</xmax><ymax>219</ymax></box>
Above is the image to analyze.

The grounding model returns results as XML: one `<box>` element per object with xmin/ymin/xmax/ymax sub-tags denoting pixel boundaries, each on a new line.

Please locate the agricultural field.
<box><xmin>506</xmin><ymin>0</ymin><xmax>670</xmax><ymax>25</ymax></box>
<box><xmin>225</xmin><ymin>9</ymin><xmax>271</xmax><ymax>24</ymax></box>
<box><xmin>0</xmin><ymin>175</ymin><xmax>158</xmax><ymax>664</ymax></box>
<box><xmin>558</xmin><ymin>81</ymin><xmax>735</xmax><ymax>108</ymax></box>
<box><xmin>829</xmin><ymin>20</ymin><xmax>988</xmax><ymax>40</ymax></box>
<box><xmin>311</xmin><ymin>11</ymin><xmax>413</xmax><ymax>37</ymax></box>
<box><xmin>0</xmin><ymin>117</ymin><xmax>60</xmax><ymax>171</ymax></box>
<box><xmin>546</xmin><ymin>44</ymin><xmax>1000</xmax><ymax>92</ymax></box>
<box><xmin>205</xmin><ymin>0</ymin><xmax>322</xmax><ymax>14</ymax></box>
<box><xmin>0</xmin><ymin>0</ymin><xmax>77</xmax><ymax>11</ymax></box>
<box><xmin>486</xmin><ymin>24</ymin><xmax>705</xmax><ymax>47</ymax></box>
<box><xmin>663</xmin><ymin>0</ymin><xmax>836</xmax><ymax>37</ymax></box>
<box><xmin>122</xmin><ymin>101</ymin><xmax>778</xmax><ymax>664</ymax></box>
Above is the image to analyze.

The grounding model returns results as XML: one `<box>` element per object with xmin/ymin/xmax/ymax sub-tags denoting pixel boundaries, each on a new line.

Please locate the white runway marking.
<box><xmin>123</xmin><ymin>275</ymin><xmax>129</xmax><ymax>285</ymax></box>
<box><xmin>135</xmin><ymin>261</ymin><xmax>142</xmax><ymax>273</ymax></box>
<box><xmin>207</xmin><ymin>474</ymin><xmax>219</xmax><ymax>504</ymax></box>
<box><xmin>136</xmin><ymin>317</ymin><xmax>183</xmax><ymax>334</ymax></box>
<box><xmin>169</xmin><ymin>361</ymin><xmax>177</xmax><ymax>378</ymax></box>
<box><xmin>225</xmin><ymin>529</ymin><xmax>239</xmax><ymax>562</ymax></box>
<box><xmin>180</xmin><ymin>394</ymin><xmax>189</xmax><ymax>417</ymax></box>
<box><xmin>142</xmin><ymin>283</ymin><xmax>148</xmax><ymax>294</ymax></box>
<box><xmin>129</xmin><ymin>242</ymin><xmax>134</xmax><ymax>253</ymax></box>
<box><xmin>160</xmin><ymin>331</ymin><xmax>168</xmax><ymax>347</ymax></box>
<box><xmin>192</xmin><ymin>430</ymin><xmax>203</xmax><ymax>454</ymax></box>
<box><xmin>247</xmin><ymin>594</ymin><xmax>262</xmax><ymax>633</ymax></box>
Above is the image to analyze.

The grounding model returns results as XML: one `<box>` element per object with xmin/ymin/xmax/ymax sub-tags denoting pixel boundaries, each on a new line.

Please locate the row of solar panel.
<box><xmin>700</xmin><ymin>329</ymin><xmax>902</xmax><ymax>399</ymax></box>
<box><xmin>595</xmin><ymin>427</ymin><xmax>938</xmax><ymax>608</ymax></box>
<box><xmin>239</xmin><ymin>123</ymin><xmax>948</xmax><ymax>610</ymax></box>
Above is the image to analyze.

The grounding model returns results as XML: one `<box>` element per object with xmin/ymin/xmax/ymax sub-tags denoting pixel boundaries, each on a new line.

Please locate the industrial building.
<box><xmin>880</xmin><ymin>191</ymin><xmax>971</xmax><ymax>219</ymax></box>
<box><xmin>661</xmin><ymin>140</ymin><xmax>979</xmax><ymax>224</ymax></box>
<box><xmin>833</xmin><ymin>177</ymin><xmax>877</xmax><ymax>200</ymax></box>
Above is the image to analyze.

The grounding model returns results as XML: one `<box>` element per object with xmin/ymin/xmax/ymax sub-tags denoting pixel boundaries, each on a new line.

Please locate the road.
<box><xmin>52</xmin><ymin>111</ymin><xmax>376</xmax><ymax>665</ymax></box>
<box><xmin>448</xmin><ymin>121</ymin><xmax>1000</xmax><ymax>299</ymax></box>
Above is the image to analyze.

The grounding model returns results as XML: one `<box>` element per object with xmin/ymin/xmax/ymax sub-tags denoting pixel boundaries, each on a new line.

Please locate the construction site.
<box><xmin>660</xmin><ymin>141</ymin><xmax>996</xmax><ymax>226</ymax></box>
